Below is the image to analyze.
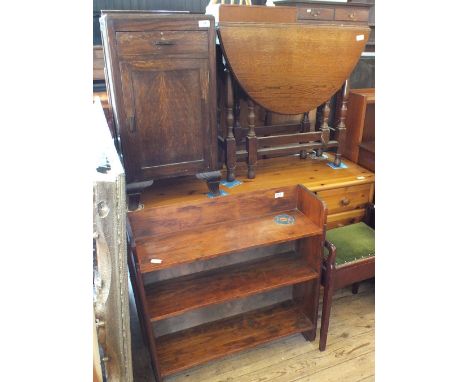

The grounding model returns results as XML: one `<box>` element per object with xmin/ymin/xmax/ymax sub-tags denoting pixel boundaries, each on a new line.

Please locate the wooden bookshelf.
<box><xmin>132</xmin><ymin>209</ymin><xmax>321</xmax><ymax>273</ymax></box>
<box><xmin>145</xmin><ymin>252</ymin><xmax>318</xmax><ymax>321</ymax></box>
<box><xmin>127</xmin><ymin>184</ymin><xmax>327</xmax><ymax>381</ymax></box>
<box><xmin>156</xmin><ymin>300</ymin><xmax>313</xmax><ymax>377</ymax></box>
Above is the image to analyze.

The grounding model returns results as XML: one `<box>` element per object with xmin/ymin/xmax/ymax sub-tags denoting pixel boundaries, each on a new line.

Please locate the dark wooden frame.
<box><xmin>100</xmin><ymin>11</ymin><xmax>221</xmax><ymax>209</ymax></box>
<box><xmin>215</xmin><ymin>3</ymin><xmax>368</xmax><ymax>181</ymax></box>
<box><xmin>219</xmin><ymin>68</ymin><xmax>350</xmax><ymax>181</ymax></box>
<box><xmin>319</xmin><ymin>203</ymin><xmax>375</xmax><ymax>351</ymax></box>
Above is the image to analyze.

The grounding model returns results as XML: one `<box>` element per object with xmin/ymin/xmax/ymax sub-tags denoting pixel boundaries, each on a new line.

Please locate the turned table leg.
<box><xmin>300</xmin><ymin>111</ymin><xmax>310</xmax><ymax>159</ymax></box>
<box><xmin>246</xmin><ymin>98</ymin><xmax>257</xmax><ymax>179</ymax></box>
<box><xmin>319</xmin><ymin>100</ymin><xmax>331</xmax><ymax>157</ymax></box>
<box><xmin>334</xmin><ymin>79</ymin><xmax>349</xmax><ymax>167</ymax></box>
<box><xmin>225</xmin><ymin>70</ymin><xmax>236</xmax><ymax>182</ymax></box>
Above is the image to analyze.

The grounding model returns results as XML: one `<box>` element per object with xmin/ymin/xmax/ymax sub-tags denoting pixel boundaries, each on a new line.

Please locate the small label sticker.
<box><xmin>198</xmin><ymin>20</ymin><xmax>210</xmax><ymax>28</ymax></box>
<box><xmin>306</xmin><ymin>8</ymin><xmax>312</xmax><ymax>13</ymax></box>
<box><xmin>356</xmin><ymin>34</ymin><xmax>364</xmax><ymax>41</ymax></box>
<box><xmin>275</xmin><ymin>192</ymin><xmax>284</xmax><ymax>199</ymax></box>
<box><xmin>150</xmin><ymin>259</ymin><xmax>163</xmax><ymax>264</ymax></box>
<box><xmin>357</xmin><ymin>176</ymin><xmax>366</xmax><ymax>180</ymax></box>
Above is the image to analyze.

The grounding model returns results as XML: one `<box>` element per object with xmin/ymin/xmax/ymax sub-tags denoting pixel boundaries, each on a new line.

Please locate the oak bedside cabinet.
<box><xmin>100</xmin><ymin>11</ymin><xmax>221</xmax><ymax>209</ymax></box>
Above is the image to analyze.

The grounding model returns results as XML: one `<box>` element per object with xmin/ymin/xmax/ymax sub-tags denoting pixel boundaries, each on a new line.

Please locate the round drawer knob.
<box><xmin>313</xmin><ymin>11</ymin><xmax>320</xmax><ymax>17</ymax></box>
<box><xmin>340</xmin><ymin>198</ymin><xmax>350</xmax><ymax>206</ymax></box>
<box><xmin>349</xmin><ymin>12</ymin><xmax>356</xmax><ymax>19</ymax></box>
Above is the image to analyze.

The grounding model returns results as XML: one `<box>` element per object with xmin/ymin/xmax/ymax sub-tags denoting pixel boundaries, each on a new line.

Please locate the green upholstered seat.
<box><xmin>325</xmin><ymin>222</ymin><xmax>375</xmax><ymax>266</ymax></box>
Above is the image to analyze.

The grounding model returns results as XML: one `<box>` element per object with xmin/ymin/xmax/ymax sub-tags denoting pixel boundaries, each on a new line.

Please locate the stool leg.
<box><xmin>320</xmin><ymin>241</ymin><xmax>336</xmax><ymax>351</ymax></box>
<box><xmin>319</xmin><ymin>274</ymin><xmax>334</xmax><ymax>351</ymax></box>
<box><xmin>352</xmin><ymin>282</ymin><xmax>360</xmax><ymax>295</ymax></box>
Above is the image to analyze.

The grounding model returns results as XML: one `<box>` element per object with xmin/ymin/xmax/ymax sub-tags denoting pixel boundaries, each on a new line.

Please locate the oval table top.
<box><xmin>218</xmin><ymin>22</ymin><xmax>369</xmax><ymax>114</ymax></box>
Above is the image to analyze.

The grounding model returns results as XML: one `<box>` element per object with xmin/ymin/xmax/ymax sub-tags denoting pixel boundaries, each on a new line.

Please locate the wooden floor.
<box><xmin>130</xmin><ymin>282</ymin><xmax>375</xmax><ymax>382</ymax></box>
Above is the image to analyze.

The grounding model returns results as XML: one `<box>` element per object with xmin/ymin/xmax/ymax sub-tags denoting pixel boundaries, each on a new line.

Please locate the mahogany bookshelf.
<box><xmin>127</xmin><ymin>184</ymin><xmax>327</xmax><ymax>381</ymax></box>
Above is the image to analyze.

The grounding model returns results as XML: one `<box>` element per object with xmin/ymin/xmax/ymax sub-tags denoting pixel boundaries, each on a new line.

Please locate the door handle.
<box><xmin>127</xmin><ymin>115</ymin><xmax>136</xmax><ymax>132</ymax></box>
<box><xmin>154</xmin><ymin>40</ymin><xmax>174</xmax><ymax>46</ymax></box>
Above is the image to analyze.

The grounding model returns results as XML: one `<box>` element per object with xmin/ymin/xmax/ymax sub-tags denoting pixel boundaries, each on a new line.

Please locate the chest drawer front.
<box><xmin>317</xmin><ymin>183</ymin><xmax>371</xmax><ymax>215</ymax></box>
<box><xmin>334</xmin><ymin>8</ymin><xmax>369</xmax><ymax>23</ymax></box>
<box><xmin>327</xmin><ymin>209</ymin><xmax>366</xmax><ymax>230</ymax></box>
<box><xmin>297</xmin><ymin>7</ymin><xmax>334</xmax><ymax>21</ymax></box>
<box><xmin>116</xmin><ymin>31</ymin><xmax>208</xmax><ymax>56</ymax></box>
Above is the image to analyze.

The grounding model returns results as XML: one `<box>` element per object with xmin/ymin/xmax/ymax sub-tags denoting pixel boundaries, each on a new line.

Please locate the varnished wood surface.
<box><xmin>327</xmin><ymin>209</ymin><xmax>366</xmax><ymax>230</ymax></box>
<box><xmin>131</xmin><ymin>283</ymin><xmax>375</xmax><ymax>382</ymax></box>
<box><xmin>218</xmin><ymin>6</ymin><xmax>369</xmax><ymax>114</ymax></box>
<box><xmin>155</xmin><ymin>300</ymin><xmax>314</xmax><ymax>377</ymax></box>
<box><xmin>343</xmin><ymin>88</ymin><xmax>375</xmax><ymax>163</ymax></box>
<box><xmin>145</xmin><ymin>252</ymin><xmax>318</xmax><ymax>322</ymax></box>
<box><xmin>359</xmin><ymin>141</ymin><xmax>375</xmax><ymax>154</ymax></box>
<box><xmin>134</xmin><ymin>209</ymin><xmax>320</xmax><ymax>273</ymax></box>
<box><xmin>358</xmin><ymin>142</ymin><xmax>375</xmax><ymax>172</ymax></box>
<box><xmin>316</xmin><ymin>183</ymin><xmax>372</xmax><ymax>215</ymax></box>
<box><xmin>219</xmin><ymin>4</ymin><xmax>297</xmax><ymax>23</ymax></box>
<box><xmin>101</xmin><ymin>12</ymin><xmax>219</xmax><ymax>185</ymax></box>
<box><xmin>130</xmin><ymin>185</ymin><xmax>299</xmax><ymax>239</ymax></box>
<box><xmin>141</xmin><ymin>153</ymin><xmax>374</xmax><ymax>208</ymax></box>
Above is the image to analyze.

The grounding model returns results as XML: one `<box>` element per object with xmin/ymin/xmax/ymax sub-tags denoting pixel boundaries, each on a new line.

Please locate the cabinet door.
<box><xmin>119</xmin><ymin>58</ymin><xmax>214</xmax><ymax>182</ymax></box>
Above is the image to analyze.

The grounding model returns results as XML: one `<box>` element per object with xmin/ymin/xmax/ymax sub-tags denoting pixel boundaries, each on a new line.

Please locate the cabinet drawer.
<box><xmin>116</xmin><ymin>31</ymin><xmax>208</xmax><ymax>56</ymax></box>
<box><xmin>297</xmin><ymin>7</ymin><xmax>334</xmax><ymax>21</ymax></box>
<box><xmin>317</xmin><ymin>183</ymin><xmax>372</xmax><ymax>215</ymax></box>
<box><xmin>327</xmin><ymin>209</ymin><xmax>366</xmax><ymax>230</ymax></box>
<box><xmin>335</xmin><ymin>8</ymin><xmax>369</xmax><ymax>23</ymax></box>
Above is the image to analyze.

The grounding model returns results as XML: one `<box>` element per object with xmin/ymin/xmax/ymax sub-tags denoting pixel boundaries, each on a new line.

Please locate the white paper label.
<box><xmin>275</xmin><ymin>192</ymin><xmax>284</xmax><ymax>198</ymax></box>
<box><xmin>150</xmin><ymin>259</ymin><xmax>163</xmax><ymax>264</ymax></box>
<box><xmin>356</xmin><ymin>34</ymin><xmax>365</xmax><ymax>41</ymax></box>
<box><xmin>198</xmin><ymin>20</ymin><xmax>210</xmax><ymax>28</ymax></box>
<box><xmin>306</xmin><ymin>9</ymin><xmax>312</xmax><ymax>13</ymax></box>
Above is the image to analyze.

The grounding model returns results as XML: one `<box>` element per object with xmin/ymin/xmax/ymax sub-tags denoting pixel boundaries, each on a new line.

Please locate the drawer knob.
<box><xmin>154</xmin><ymin>40</ymin><xmax>174</xmax><ymax>46</ymax></box>
<box><xmin>340</xmin><ymin>198</ymin><xmax>350</xmax><ymax>206</ymax></box>
<box><xmin>349</xmin><ymin>12</ymin><xmax>356</xmax><ymax>19</ymax></box>
<box><xmin>313</xmin><ymin>11</ymin><xmax>320</xmax><ymax>17</ymax></box>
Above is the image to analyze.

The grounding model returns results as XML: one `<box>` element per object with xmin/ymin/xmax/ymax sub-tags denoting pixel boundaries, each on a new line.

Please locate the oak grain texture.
<box><xmin>100</xmin><ymin>12</ymin><xmax>218</xmax><ymax>185</ymax></box>
<box><xmin>218</xmin><ymin>5</ymin><xmax>370</xmax><ymax>114</ymax></box>
<box><xmin>116</xmin><ymin>30</ymin><xmax>208</xmax><ymax>56</ymax></box>
<box><xmin>275</xmin><ymin>0</ymin><xmax>371</xmax><ymax>26</ymax></box>
<box><xmin>145</xmin><ymin>252</ymin><xmax>318</xmax><ymax>321</ymax></box>
<box><xmin>155</xmin><ymin>300</ymin><xmax>314</xmax><ymax>377</ymax></box>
